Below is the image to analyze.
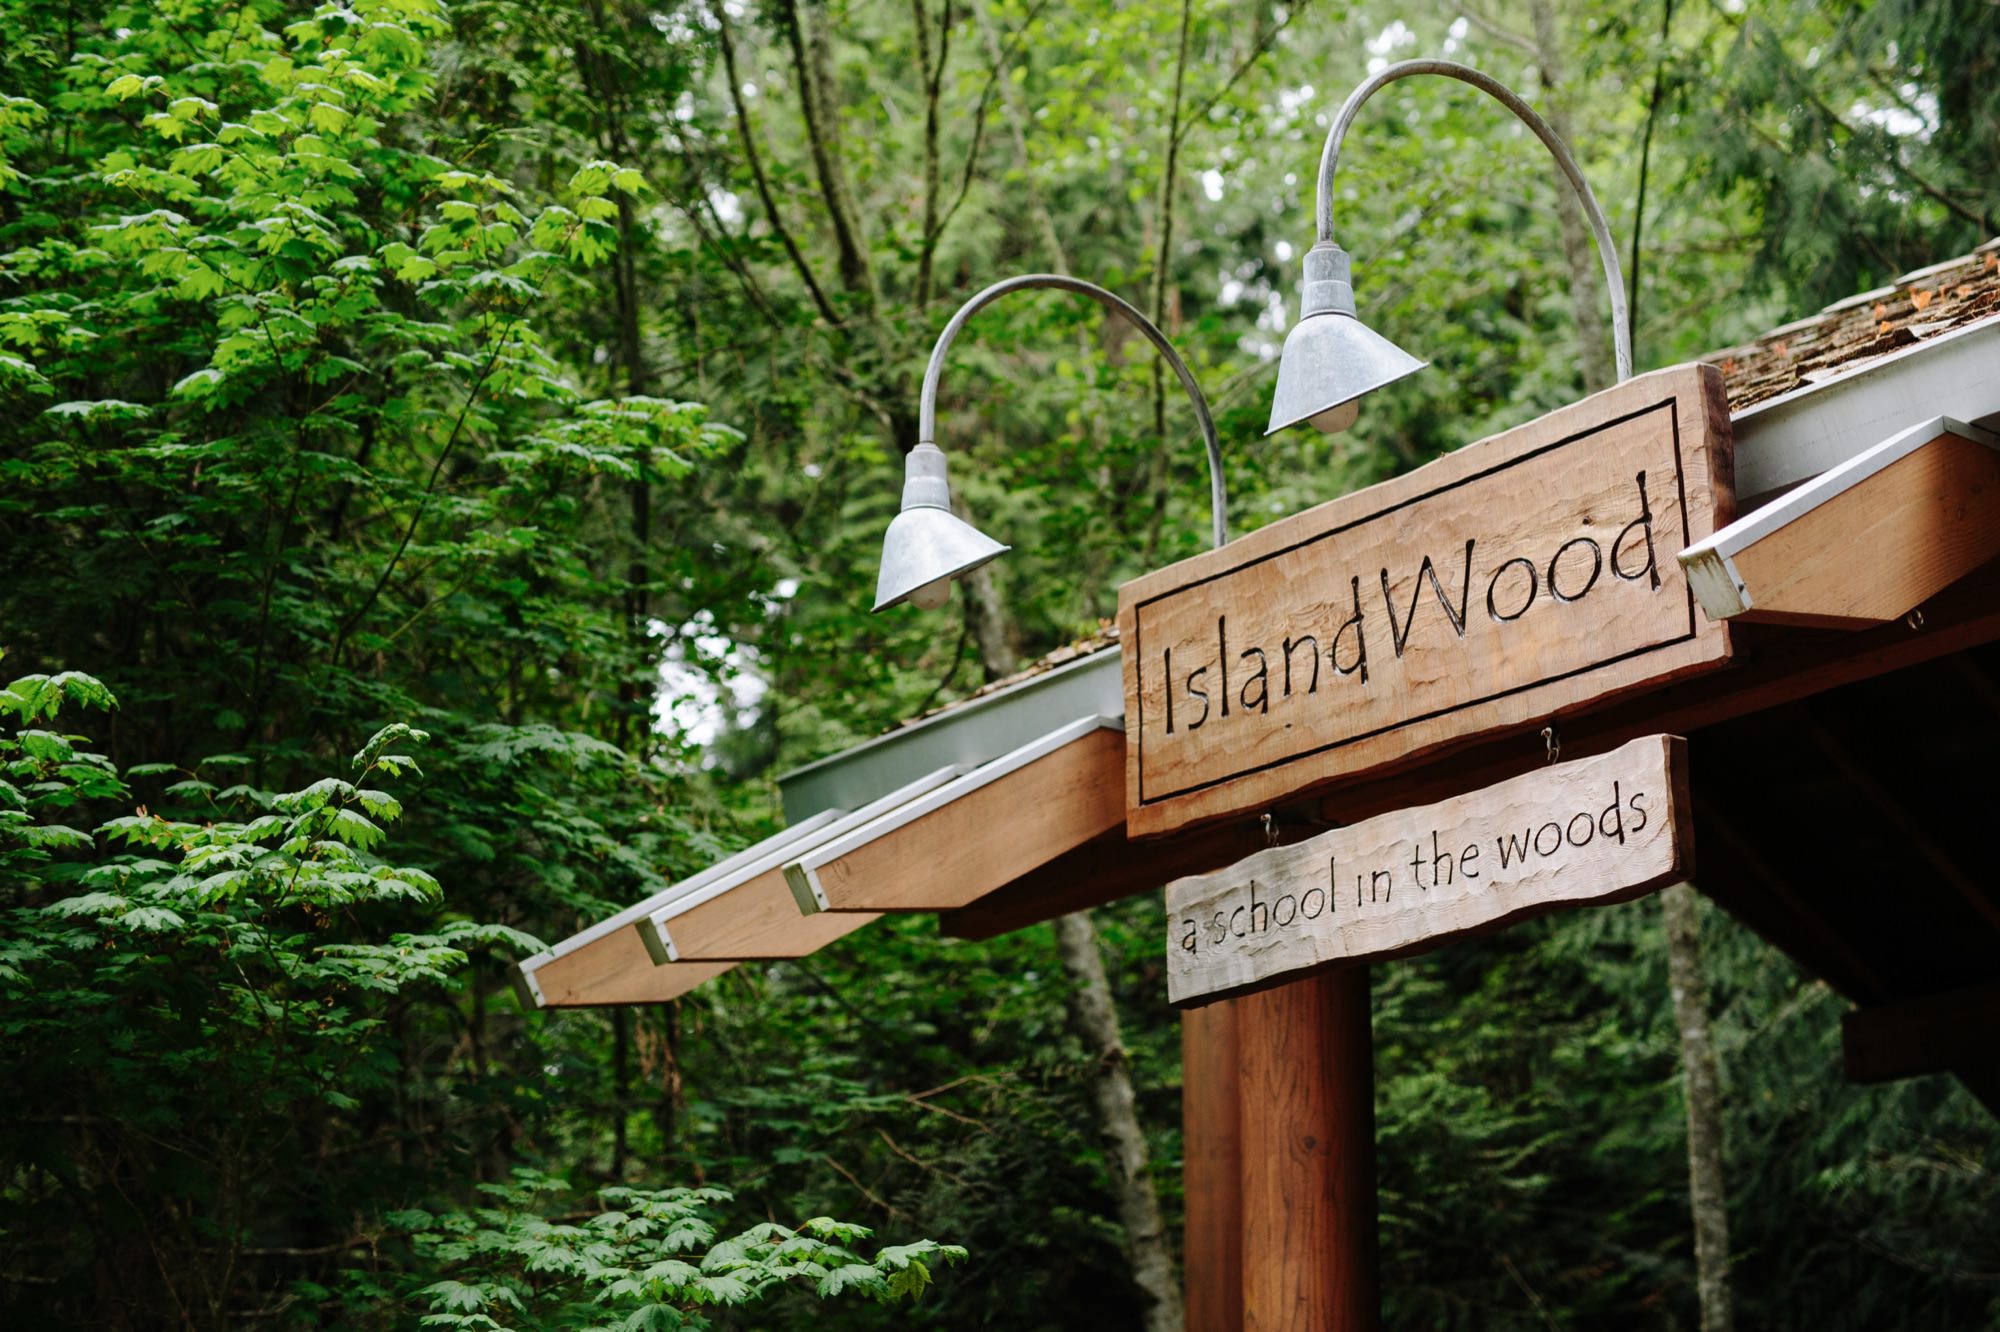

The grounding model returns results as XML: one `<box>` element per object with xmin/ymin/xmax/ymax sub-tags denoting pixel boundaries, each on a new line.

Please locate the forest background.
<box><xmin>2</xmin><ymin>0</ymin><xmax>1998</xmax><ymax>1326</ymax></box>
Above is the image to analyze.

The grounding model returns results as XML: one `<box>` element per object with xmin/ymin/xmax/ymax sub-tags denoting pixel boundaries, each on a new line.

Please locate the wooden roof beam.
<box><xmin>940</xmin><ymin>818</ymin><xmax>1272</xmax><ymax>942</ymax></box>
<box><xmin>517</xmin><ymin>767</ymin><xmax>964</xmax><ymax>1006</ymax></box>
<box><xmin>632</xmin><ymin>765</ymin><xmax>971</xmax><ymax>964</ymax></box>
<box><xmin>1793</xmin><ymin>708</ymin><xmax>2000</xmax><ymax>935</ymax></box>
<box><xmin>522</xmin><ymin>927</ymin><xmax>736</xmax><ymax>1008</ymax></box>
<box><xmin>1681</xmin><ymin>416</ymin><xmax>2000</xmax><ymax>629</ymax></box>
<box><xmin>1843</xmin><ymin>979</ymin><xmax>2000</xmax><ymax>1116</ymax></box>
<box><xmin>783</xmin><ymin>716</ymin><xmax>1126</xmax><ymax>915</ymax></box>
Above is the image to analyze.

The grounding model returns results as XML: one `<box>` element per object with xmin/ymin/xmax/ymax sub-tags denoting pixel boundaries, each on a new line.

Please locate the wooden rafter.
<box><xmin>1681</xmin><ymin>416</ymin><xmax>2000</xmax><ymax>628</ymax></box>
<box><xmin>784</xmin><ymin>717</ymin><xmax>1126</xmax><ymax>915</ymax></box>
<box><xmin>1843</xmin><ymin>979</ymin><xmax>2000</xmax><ymax>1101</ymax></box>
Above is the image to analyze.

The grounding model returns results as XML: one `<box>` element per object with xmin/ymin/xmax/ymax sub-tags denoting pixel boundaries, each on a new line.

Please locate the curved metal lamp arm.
<box><xmin>918</xmin><ymin>273</ymin><xmax>1228</xmax><ymax>548</ymax></box>
<box><xmin>1314</xmin><ymin>58</ymin><xmax>1631</xmax><ymax>383</ymax></box>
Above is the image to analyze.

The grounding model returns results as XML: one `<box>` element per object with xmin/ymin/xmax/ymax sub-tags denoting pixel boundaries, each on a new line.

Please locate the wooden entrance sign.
<box><xmin>1117</xmin><ymin>365</ymin><xmax>1733</xmax><ymax>838</ymax></box>
<box><xmin>1165</xmin><ymin>735</ymin><xmax>1692</xmax><ymax>1005</ymax></box>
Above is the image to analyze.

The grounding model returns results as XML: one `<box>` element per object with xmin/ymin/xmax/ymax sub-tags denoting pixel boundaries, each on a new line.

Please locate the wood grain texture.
<box><xmin>1168</xmin><ymin>736</ymin><xmax>1692</xmax><ymax>1005</ymax></box>
<box><xmin>531</xmin><ymin>925</ymin><xmax>733</xmax><ymax>1007</ymax></box>
<box><xmin>1118</xmin><ymin>364</ymin><xmax>1733</xmax><ymax>838</ymax></box>
<box><xmin>1239</xmin><ymin>970</ymin><xmax>1377</xmax><ymax>1332</ymax></box>
<box><xmin>939</xmin><ymin>821</ymin><xmax>1271</xmax><ymax>942</ymax></box>
<box><xmin>1182</xmin><ymin>999</ymin><xmax>1244</xmax><ymax>1332</ymax></box>
<box><xmin>1688</xmin><ymin>421</ymin><xmax>2000</xmax><ymax>628</ymax></box>
<box><xmin>791</xmin><ymin>725</ymin><xmax>1126</xmax><ymax>912</ymax></box>
<box><xmin>656</xmin><ymin>868</ymin><xmax>880</xmax><ymax>960</ymax></box>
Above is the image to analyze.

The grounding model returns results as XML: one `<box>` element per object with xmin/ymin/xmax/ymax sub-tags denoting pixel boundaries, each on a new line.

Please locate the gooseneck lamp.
<box><xmin>1269</xmin><ymin>58</ymin><xmax>1633</xmax><ymax>437</ymax></box>
<box><xmin>873</xmin><ymin>273</ymin><xmax>1228</xmax><ymax>612</ymax></box>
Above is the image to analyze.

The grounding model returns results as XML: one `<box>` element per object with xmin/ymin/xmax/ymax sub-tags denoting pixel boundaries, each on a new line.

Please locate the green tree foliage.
<box><xmin>5</xmin><ymin>0</ymin><xmax>2000</xmax><ymax>1327</ymax></box>
<box><xmin>0</xmin><ymin>668</ymin><xmax>954</xmax><ymax>1326</ymax></box>
<box><xmin>391</xmin><ymin>1170</ymin><xmax>964</xmax><ymax>1329</ymax></box>
<box><xmin>0</xmin><ymin>669</ymin><xmax>521</xmax><ymax>1322</ymax></box>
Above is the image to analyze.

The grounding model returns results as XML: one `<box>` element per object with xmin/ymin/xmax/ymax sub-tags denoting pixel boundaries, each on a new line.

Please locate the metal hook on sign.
<box><xmin>1262</xmin><ymin>812</ymin><xmax>1279</xmax><ymax>848</ymax></box>
<box><xmin>1907</xmin><ymin>607</ymin><xmax>1925</xmax><ymax>631</ymax></box>
<box><xmin>1540</xmin><ymin>724</ymin><xmax>1561</xmax><ymax>764</ymax></box>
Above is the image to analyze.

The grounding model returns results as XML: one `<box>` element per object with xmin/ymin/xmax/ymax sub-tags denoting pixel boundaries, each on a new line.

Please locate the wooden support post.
<box><xmin>1183</xmin><ymin>1000</ymin><xmax>1243</xmax><ymax>1332</ymax></box>
<box><xmin>942</xmin><ymin>819</ymin><xmax>1270</xmax><ymax>942</ymax></box>
<box><xmin>1239</xmin><ymin>969</ymin><xmax>1378</xmax><ymax>1332</ymax></box>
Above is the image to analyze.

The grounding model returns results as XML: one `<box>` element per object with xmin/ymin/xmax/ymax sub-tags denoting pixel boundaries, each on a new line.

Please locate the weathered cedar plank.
<box><xmin>1118</xmin><ymin>364</ymin><xmax>1733</xmax><ymax>839</ymax></box>
<box><xmin>1168</xmin><ymin>736</ymin><xmax>1692</xmax><ymax>1005</ymax></box>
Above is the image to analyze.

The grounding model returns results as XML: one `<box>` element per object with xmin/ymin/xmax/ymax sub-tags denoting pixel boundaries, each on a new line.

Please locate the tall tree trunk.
<box><xmin>948</xmin><ymin>491</ymin><xmax>1014</xmax><ymax>680</ymax></box>
<box><xmin>785</xmin><ymin>0</ymin><xmax>875</xmax><ymax>304</ymax></box>
<box><xmin>912</xmin><ymin>0</ymin><xmax>952</xmax><ymax>308</ymax></box>
<box><xmin>1141</xmin><ymin>0</ymin><xmax>1195</xmax><ymax>568</ymax></box>
<box><xmin>976</xmin><ymin>0</ymin><xmax>1068</xmax><ymax>276</ymax></box>
<box><xmin>1525</xmin><ymin>0</ymin><xmax>1615</xmax><ymax>395</ymax></box>
<box><xmin>1627</xmin><ymin>0</ymin><xmax>1677</xmax><ymax>350</ymax></box>
<box><xmin>1054</xmin><ymin>911</ymin><xmax>1186</xmax><ymax>1332</ymax></box>
<box><xmin>971</xmin><ymin>585</ymin><xmax>1176</xmax><ymax>1328</ymax></box>
<box><xmin>974</xmin><ymin>0</ymin><xmax>1120</xmax><ymax>614</ymax></box>
<box><xmin>1663</xmin><ymin>882</ymin><xmax>1734</xmax><ymax>1332</ymax></box>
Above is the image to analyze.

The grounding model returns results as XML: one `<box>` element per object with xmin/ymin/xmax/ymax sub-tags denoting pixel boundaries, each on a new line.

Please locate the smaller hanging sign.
<box><xmin>1164</xmin><ymin>734</ymin><xmax>1692</xmax><ymax>1005</ymax></box>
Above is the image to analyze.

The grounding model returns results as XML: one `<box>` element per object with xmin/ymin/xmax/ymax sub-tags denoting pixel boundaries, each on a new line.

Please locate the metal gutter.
<box><xmin>1731</xmin><ymin>313</ymin><xmax>2000</xmax><ymax>504</ymax></box>
<box><xmin>1682</xmin><ymin>416</ymin><xmax>2000</xmax><ymax>620</ymax></box>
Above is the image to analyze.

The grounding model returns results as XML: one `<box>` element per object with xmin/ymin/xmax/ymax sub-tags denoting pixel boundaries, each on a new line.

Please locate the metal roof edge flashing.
<box><xmin>513</xmin><ymin>806</ymin><xmax>852</xmax><ymax>1004</ymax></box>
<box><xmin>784</xmin><ymin>714</ymin><xmax>1124</xmax><ymax>915</ymax></box>
<box><xmin>640</xmin><ymin>764</ymin><xmax>968</xmax><ymax>962</ymax></box>
<box><xmin>775</xmin><ymin>643</ymin><xmax>1124</xmax><ymax>821</ymax></box>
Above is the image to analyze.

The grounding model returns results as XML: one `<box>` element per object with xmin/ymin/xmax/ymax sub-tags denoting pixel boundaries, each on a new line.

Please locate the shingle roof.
<box><xmin>1710</xmin><ymin>238</ymin><xmax>2000</xmax><ymax>410</ymax></box>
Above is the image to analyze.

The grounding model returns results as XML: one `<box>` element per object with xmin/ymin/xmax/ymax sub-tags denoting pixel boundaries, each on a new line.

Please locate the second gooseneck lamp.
<box><xmin>877</xmin><ymin>59</ymin><xmax>1630</xmax><ymax>610</ymax></box>
<box><xmin>1269</xmin><ymin>57</ymin><xmax>1632</xmax><ymax>435</ymax></box>
<box><xmin>873</xmin><ymin>273</ymin><xmax>1226</xmax><ymax>612</ymax></box>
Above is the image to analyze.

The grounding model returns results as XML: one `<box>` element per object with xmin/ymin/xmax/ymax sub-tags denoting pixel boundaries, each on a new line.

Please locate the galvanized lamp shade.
<box><xmin>1269</xmin><ymin>59</ymin><xmax>1633</xmax><ymax>436</ymax></box>
<box><xmin>873</xmin><ymin>444</ymin><xmax>1009</xmax><ymax>612</ymax></box>
<box><xmin>1266</xmin><ymin>242</ymin><xmax>1427</xmax><ymax>435</ymax></box>
<box><xmin>874</xmin><ymin>273</ymin><xmax>1228</xmax><ymax>612</ymax></box>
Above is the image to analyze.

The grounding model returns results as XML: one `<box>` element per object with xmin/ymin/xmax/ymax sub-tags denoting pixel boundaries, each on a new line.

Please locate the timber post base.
<box><xmin>1183</xmin><ymin>1000</ymin><xmax>1245</xmax><ymax>1331</ymax></box>
<box><xmin>1239</xmin><ymin>968</ymin><xmax>1379</xmax><ymax>1331</ymax></box>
